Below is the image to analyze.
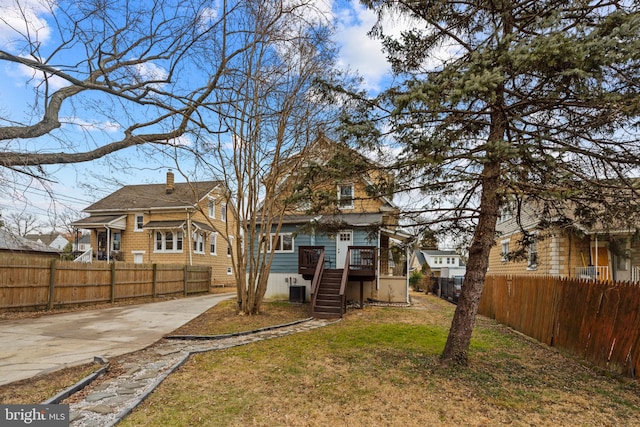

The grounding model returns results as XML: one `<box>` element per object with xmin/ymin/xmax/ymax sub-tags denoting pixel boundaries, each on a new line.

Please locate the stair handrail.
<box><xmin>310</xmin><ymin>249</ymin><xmax>325</xmax><ymax>314</ymax></box>
<box><xmin>338</xmin><ymin>248</ymin><xmax>351</xmax><ymax>317</ymax></box>
<box><xmin>74</xmin><ymin>248</ymin><xmax>93</xmax><ymax>263</ymax></box>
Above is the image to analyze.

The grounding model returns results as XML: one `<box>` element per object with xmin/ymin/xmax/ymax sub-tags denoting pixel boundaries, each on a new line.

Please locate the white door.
<box><xmin>336</xmin><ymin>230</ymin><xmax>353</xmax><ymax>269</ymax></box>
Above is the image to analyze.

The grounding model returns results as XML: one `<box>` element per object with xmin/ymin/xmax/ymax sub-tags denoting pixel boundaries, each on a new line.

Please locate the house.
<box><xmin>71</xmin><ymin>171</ymin><xmax>236</xmax><ymax>286</ymax></box>
<box><xmin>410</xmin><ymin>249</ymin><xmax>466</xmax><ymax>279</ymax></box>
<box><xmin>487</xmin><ymin>200</ymin><xmax>640</xmax><ymax>282</ymax></box>
<box><xmin>257</xmin><ymin>138</ymin><xmax>412</xmax><ymax>317</ymax></box>
<box><xmin>25</xmin><ymin>233</ymin><xmax>70</xmax><ymax>251</ymax></box>
<box><xmin>0</xmin><ymin>228</ymin><xmax>60</xmax><ymax>259</ymax></box>
<box><xmin>72</xmin><ymin>233</ymin><xmax>91</xmax><ymax>253</ymax></box>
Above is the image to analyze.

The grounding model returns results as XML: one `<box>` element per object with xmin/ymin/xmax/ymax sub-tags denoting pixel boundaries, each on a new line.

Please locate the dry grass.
<box><xmin>4</xmin><ymin>291</ymin><xmax>640</xmax><ymax>426</ymax></box>
<box><xmin>120</xmin><ymin>293</ymin><xmax>640</xmax><ymax>426</ymax></box>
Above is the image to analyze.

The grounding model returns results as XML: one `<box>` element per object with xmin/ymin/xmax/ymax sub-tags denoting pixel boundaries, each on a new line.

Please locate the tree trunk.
<box><xmin>441</xmin><ymin>159</ymin><xmax>501</xmax><ymax>365</ymax></box>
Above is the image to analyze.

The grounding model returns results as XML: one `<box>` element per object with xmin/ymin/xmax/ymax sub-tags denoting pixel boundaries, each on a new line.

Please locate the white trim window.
<box><xmin>155</xmin><ymin>230</ymin><xmax>184</xmax><ymax>252</ymax></box>
<box><xmin>210</xmin><ymin>232</ymin><xmax>217</xmax><ymax>255</ymax></box>
<box><xmin>501</xmin><ymin>239</ymin><xmax>510</xmax><ymax>262</ymax></box>
<box><xmin>112</xmin><ymin>232</ymin><xmax>122</xmax><ymax>251</ymax></box>
<box><xmin>227</xmin><ymin>266</ymin><xmax>233</xmax><ymax>275</ymax></box>
<box><xmin>221</xmin><ymin>203</ymin><xmax>227</xmax><ymax>221</ymax></box>
<box><xmin>208</xmin><ymin>197</ymin><xmax>216</xmax><ymax>219</ymax></box>
<box><xmin>134</xmin><ymin>214</ymin><xmax>144</xmax><ymax>232</ymax></box>
<box><xmin>338</xmin><ymin>184</ymin><xmax>354</xmax><ymax>209</ymax></box>
<box><xmin>527</xmin><ymin>238</ymin><xmax>538</xmax><ymax>270</ymax></box>
<box><xmin>270</xmin><ymin>233</ymin><xmax>294</xmax><ymax>253</ymax></box>
<box><xmin>227</xmin><ymin>236</ymin><xmax>234</xmax><ymax>257</ymax></box>
<box><xmin>193</xmin><ymin>231</ymin><xmax>205</xmax><ymax>254</ymax></box>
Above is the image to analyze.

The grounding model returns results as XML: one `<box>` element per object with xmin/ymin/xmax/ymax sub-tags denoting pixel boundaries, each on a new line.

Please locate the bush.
<box><xmin>409</xmin><ymin>270</ymin><xmax>425</xmax><ymax>291</ymax></box>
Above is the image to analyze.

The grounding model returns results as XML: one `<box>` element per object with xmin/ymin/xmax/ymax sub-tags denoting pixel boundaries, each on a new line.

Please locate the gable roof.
<box><xmin>25</xmin><ymin>233</ymin><xmax>68</xmax><ymax>246</ymax></box>
<box><xmin>0</xmin><ymin>228</ymin><xmax>60</xmax><ymax>254</ymax></box>
<box><xmin>83</xmin><ymin>180</ymin><xmax>222</xmax><ymax>213</ymax></box>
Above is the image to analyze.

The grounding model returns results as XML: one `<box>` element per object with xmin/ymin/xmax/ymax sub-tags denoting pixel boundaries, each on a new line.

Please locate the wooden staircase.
<box><xmin>312</xmin><ymin>269</ymin><xmax>343</xmax><ymax>318</ymax></box>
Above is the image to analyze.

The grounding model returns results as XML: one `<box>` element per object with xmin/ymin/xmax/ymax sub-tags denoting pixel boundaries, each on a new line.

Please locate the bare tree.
<box><xmin>182</xmin><ymin>0</ymin><xmax>343</xmax><ymax>315</ymax></box>
<box><xmin>0</xmin><ymin>0</ymin><xmax>263</xmax><ymax>175</ymax></box>
<box><xmin>5</xmin><ymin>212</ymin><xmax>42</xmax><ymax>236</ymax></box>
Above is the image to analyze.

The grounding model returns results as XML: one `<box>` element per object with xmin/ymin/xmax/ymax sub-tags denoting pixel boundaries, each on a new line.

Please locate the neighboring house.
<box><xmin>25</xmin><ymin>233</ymin><xmax>70</xmax><ymax>251</ymax></box>
<box><xmin>257</xmin><ymin>138</ymin><xmax>412</xmax><ymax>317</ymax></box>
<box><xmin>71</xmin><ymin>171</ymin><xmax>235</xmax><ymax>286</ymax></box>
<box><xmin>488</xmin><ymin>200</ymin><xmax>640</xmax><ymax>282</ymax></box>
<box><xmin>410</xmin><ymin>249</ymin><xmax>466</xmax><ymax>279</ymax></box>
<box><xmin>0</xmin><ymin>228</ymin><xmax>60</xmax><ymax>259</ymax></box>
<box><xmin>72</xmin><ymin>233</ymin><xmax>91</xmax><ymax>253</ymax></box>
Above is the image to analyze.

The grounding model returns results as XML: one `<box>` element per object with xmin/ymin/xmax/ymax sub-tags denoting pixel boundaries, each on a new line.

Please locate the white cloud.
<box><xmin>61</xmin><ymin>117</ymin><xmax>121</xmax><ymax>133</ymax></box>
<box><xmin>167</xmin><ymin>135</ymin><xmax>193</xmax><ymax>147</ymax></box>
<box><xmin>6</xmin><ymin>59</ymin><xmax>69</xmax><ymax>91</ymax></box>
<box><xmin>0</xmin><ymin>0</ymin><xmax>53</xmax><ymax>50</ymax></box>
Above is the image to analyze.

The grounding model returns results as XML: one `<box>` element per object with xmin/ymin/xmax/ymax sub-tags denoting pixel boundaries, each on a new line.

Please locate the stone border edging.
<box><xmin>42</xmin><ymin>365</ymin><xmax>109</xmax><ymax>405</ymax></box>
<box><xmin>164</xmin><ymin>317</ymin><xmax>315</xmax><ymax>340</ymax></box>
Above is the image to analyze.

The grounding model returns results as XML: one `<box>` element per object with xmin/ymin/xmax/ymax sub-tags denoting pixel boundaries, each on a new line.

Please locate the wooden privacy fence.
<box><xmin>479</xmin><ymin>275</ymin><xmax>640</xmax><ymax>379</ymax></box>
<box><xmin>0</xmin><ymin>256</ymin><xmax>212</xmax><ymax>311</ymax></box>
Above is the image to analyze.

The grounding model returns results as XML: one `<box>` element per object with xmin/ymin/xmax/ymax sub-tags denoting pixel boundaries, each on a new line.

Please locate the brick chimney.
<box><xmin>166</xmin><ymin>169</ymin><xmax>175</xmax><ymax>194</ymax></box>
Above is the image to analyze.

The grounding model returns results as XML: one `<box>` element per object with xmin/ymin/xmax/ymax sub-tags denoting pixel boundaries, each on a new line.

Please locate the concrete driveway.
<box><xmin>0</xmin><ymin>292</ymin><xmax>235</xmax><ymax>386</ymax></box>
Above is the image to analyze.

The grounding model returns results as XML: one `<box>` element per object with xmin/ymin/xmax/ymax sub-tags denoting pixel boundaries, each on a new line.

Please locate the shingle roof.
<box><xmin>0</xmin><ymin>228</ymin><xmax>59</xmax><ymax>253</ymax></box>
<box><xmin>83</xmin><ymin>181</ymin><xmax>222</xmax><ymax>212</ymax></box>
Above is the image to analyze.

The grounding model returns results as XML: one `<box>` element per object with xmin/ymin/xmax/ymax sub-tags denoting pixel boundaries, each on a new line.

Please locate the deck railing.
<box><xmin>575</xmin><ymin>266</ymin><xmax>610</xmax><ymax>281</ymax></box>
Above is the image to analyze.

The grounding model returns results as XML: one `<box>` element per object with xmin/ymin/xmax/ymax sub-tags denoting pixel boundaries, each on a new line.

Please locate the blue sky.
<box><xmin>0</xmin><ymin>0</ymin><xmax>398</xmax><ymax>230</ymax></box>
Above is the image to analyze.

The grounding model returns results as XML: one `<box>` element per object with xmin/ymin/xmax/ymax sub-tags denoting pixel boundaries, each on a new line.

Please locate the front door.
<box><xmin>336</xmin><ymin>230</ymin><xmax>353</xmax><ymax>269</ymax></box>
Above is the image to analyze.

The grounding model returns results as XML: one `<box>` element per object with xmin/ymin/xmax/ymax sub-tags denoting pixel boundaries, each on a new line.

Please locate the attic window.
<box><xmin>338</xmin><ymin>184</ymin><xmax>354</xmax><ymax>209</ymax></box>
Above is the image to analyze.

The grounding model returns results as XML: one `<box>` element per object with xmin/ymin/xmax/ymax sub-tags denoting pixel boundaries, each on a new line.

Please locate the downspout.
<box><xmin>106</xmin><ymin>226</ymin><xmax>111</xmax><ymax>262</ymax></box>
<box><xmin>595</xmin><ymin>234</ymin><xmax>599</xmax><ymax>278</ymax></box>
<box><xmin>376</xmin><ymin>230</ymin><xmax>381</xmax><ymax>290</ymax></box>
<box><xmin>187</xmin><ymin>210</ymin><xmax>193</xmax><ymax>266</ymax></box>
<box><xmin>406</xmin><ymin>244</ymin><xmax>410</xmax><ymax>304</ymax></box>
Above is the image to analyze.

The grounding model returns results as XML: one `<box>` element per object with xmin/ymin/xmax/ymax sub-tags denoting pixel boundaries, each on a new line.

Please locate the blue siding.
<box><xmin>256</xmin><ymin>224</ymin><xmax>378</xmax><ymax>273</ymax></box>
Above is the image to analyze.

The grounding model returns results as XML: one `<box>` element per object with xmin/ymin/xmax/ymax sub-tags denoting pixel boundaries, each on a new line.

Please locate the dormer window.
<box><xmin>208</xmin><ymin>198</ymin><xmax>216</xmax><ymax>219</ymax></box>
<box><xmin>338</xmin><ymin>184</ymin><xmax>354</xmax><ymax>209</ymax></box>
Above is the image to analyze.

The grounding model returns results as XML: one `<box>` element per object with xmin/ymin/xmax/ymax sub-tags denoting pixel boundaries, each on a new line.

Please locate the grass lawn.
<box><xmin>2</xmin><ymin>291</ymin><xmax>640</xmax><ymax>425</ymax></box>
<box><xmin>118</xmin><ymin>293</ymin><xmax>640</xmax><ymax>426</ymax></box>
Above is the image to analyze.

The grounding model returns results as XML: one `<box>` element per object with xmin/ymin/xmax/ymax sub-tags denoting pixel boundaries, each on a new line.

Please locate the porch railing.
<box><xmin>632</xmin><ymin>266</ymin><xmax>640</xmax><ymax>283</ymax></box>
<box><xmin>575</xmin><ymin>266</ymin><xmax>610</xmax><ymax>281</ymax></box>
<box><xmin>74</xmin><ymin>248</ymin><xmax>93</xmax><ymax>263</ymax></box>
<box><xmin>347</xmin><ymin>246</ymin><xmax>377</xmax><ymax>278</ymax></box>
<box><xmin>299</xmin><ymin>246</ymin><xmax>324</xmax><ymax>276</ymax></box>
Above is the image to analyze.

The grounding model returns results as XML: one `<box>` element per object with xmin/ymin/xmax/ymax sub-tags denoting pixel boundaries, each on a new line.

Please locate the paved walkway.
<box><xmin>0</xmin><ymin>293</ymin><xmax>235</xmax><ymax>386</ymax></box>
<box><xmin>63</xmin><ymin>318</ymin><xmax>334</xmax><ymax>427</ymax></box>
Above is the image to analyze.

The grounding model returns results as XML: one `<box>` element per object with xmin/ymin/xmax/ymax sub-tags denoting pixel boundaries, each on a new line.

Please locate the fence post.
<box><xmin>152</xmin><ymin>263</ymin><xmax>158</xmax><ymax>298</ymax></box>
<box><xmin>48</xmin><ymin>259</ymin><xmax>57</xmax><ymax>310</ymax></box>
<box><xmin>110</xmin><ymin>262</ymin><xmax>116</xmax><ymax>303</ymax></box>
<box><xmin>184</xmin><ymin>265</ymin><xmax>188</xmax><ymax>296</ymax></box>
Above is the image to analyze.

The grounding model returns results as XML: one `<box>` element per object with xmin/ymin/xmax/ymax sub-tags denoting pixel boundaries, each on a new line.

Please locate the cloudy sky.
<box><xmin>0</xmin><ymin>0</ymin><xmax>397</xmax><ymax>229</ymax></box>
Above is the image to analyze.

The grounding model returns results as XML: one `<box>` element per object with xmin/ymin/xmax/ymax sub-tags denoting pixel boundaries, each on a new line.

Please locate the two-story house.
<box><xmin>71</xmin><ymin>171</ymin><xmax>236</xmax><ymax>286</ymax></box>
<box><xmin>487</xmin><ymin>199</ymin><xmax>640</xmax><ymax>283</ymax></box>
<box><xmin>410</xmin><ymin>249</ymin><xmax>466</xmax><ymax>279</ymax></box>
<box><xmin>257</xmin><ymin>138</ymin><xmax>412</xmax><ymax>317</ymax></box>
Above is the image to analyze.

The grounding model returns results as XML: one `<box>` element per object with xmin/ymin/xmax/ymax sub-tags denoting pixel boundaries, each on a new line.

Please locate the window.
<box><xmin>210</xmin><ymin>232</ymin><xmax>217</xmax><ymax>255</ymax></box>
<box><xmin>338</xmin><ymin>184</ymin><xmax>354</xmax><ymax>209</ymax></box>
<box><xmin>165</xmin><ymin>231</ymin><xmax>174</xmax><ymax>250</ymax></box>
<box><xmin>227</xmin><ymin>266</ymin><xmax>233</xmax><ymax>275</ymax></box>
<box><xmin>527</xmin><ymin>238</ymin><xmax>538</xmax><ymax>270</ymax></box>
<box><xmin>270</xmin><ymin>233</ymin><xmax>294</xmax><ymax>252</ymax></box>
<box><xmin>221</xmin><ymin>203</ymin><xmax>227</xmax><ymax>221</ymax></box>
<box><xmin>112</xmin><ymin>232</ymin><xmax>121</xmax><ymax>251</ymax></box>
<box><xmin>501</xmin><ymin>239</ymin><xmax>510</xmax><ymax>262</ymax></box>
<box><xmin>498</xmin><ymin>204</ymin><xmax>514</xmax><ymax>224</ymax></box>
<box><xmin>208</xmin><ymin>198</ymin><xmax>216</xmax><ymax>218</ymax></box>
<box><xmin>193</xmin><ymin>232</ymin><xmax>205</xmax><ymax>254</ymax></box>
<box><xmin>135</xmin><ymin>214</ymin><xmax>144</xmax><ymax>231</ymax></box>
<box><xmin>154</xmin><ymin>231</ymin><xmax>183</xmax><ymax>252</ymax></box>
<box><xmin>227</xmin><ymin>236</ymin><xmax>234</xmax><ymax>257</ymax></box>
